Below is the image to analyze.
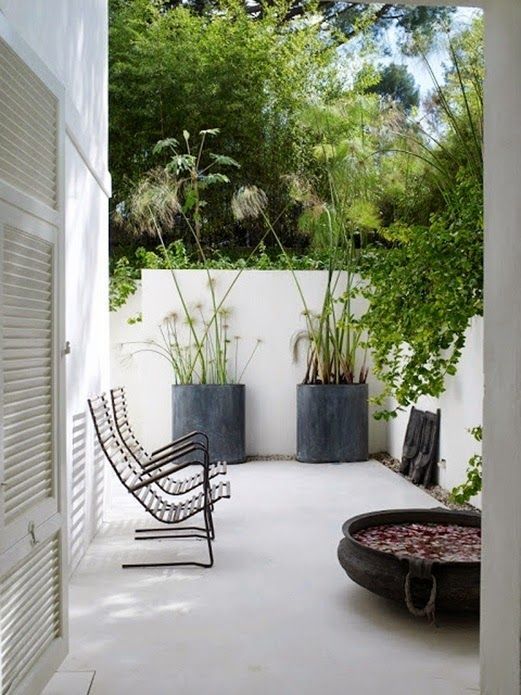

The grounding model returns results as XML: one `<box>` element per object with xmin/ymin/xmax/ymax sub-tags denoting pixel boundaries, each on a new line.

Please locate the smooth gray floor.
<box><xmin>62</xmin><ymin>461</ymin><xmax>479</xmax><ymax>695</ymax></box>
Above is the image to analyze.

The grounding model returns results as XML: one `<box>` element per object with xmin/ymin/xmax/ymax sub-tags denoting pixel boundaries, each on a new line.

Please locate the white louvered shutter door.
<box><xmin>0</xmin><ymin>26</ymin><xmax>67</xmax><ymax>695</ymax></box>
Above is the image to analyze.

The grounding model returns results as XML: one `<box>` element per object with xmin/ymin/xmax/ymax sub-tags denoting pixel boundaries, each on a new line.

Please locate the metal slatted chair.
<box><xmin>88</xmin><ymin>394</ymin><xmax>230</xmax><ymax>568</ymax></box>
<box><xmin>110</xmin><ymin>387</ymin><xmax>227</xmax><ymax>497</ymax></box>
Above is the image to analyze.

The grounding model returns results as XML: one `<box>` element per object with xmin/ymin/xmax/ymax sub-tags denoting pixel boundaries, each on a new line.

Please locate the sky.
<box><xmin>387</xmin><ymin>7</ymin><xmax>483</xmax><ymax>97</ymax></box>
<box><xmin>336</xmin><ymin>6</ymin><xmax>482</xmax><ymax>101</ymax></box>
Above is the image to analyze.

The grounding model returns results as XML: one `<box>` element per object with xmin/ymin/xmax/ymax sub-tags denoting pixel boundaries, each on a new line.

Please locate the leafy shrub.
<box><xmin>451</xmin><ymin>426</ymin><xmax>482</xmax><ymax>504</ymax></box>
<box><xmin>109</xmin><ymin>0</ymin><xmax>339</xmax><ymax>250</ymax></box>
<box><xmin>360</xmin><ymin>18</ymin><xmax>483</xmax><ymax>418</ymax></box>
<box><xmin>109</xmin><ymin>241</ymin><xmax>331</xmax><ymax>311</ymax></box>
<box><xmin>361</xmin><ymin>173</ymin><xmax>483</xmax><ymax>418</ymax></box>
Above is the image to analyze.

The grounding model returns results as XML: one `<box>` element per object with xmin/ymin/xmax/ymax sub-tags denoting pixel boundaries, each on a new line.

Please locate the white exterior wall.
<box><xmin>110</xmin><ymin>270</ymin><xmax>387</xmax><ymax>460</ymax></box>
<box><xmin>112</xmin><ymin>273</ymin><xmax>483</xmax><ymax>503</ymax></box>
<box><xmin>386</xmin><ymin>317</ymin><xmax>483</xmax><ymax>506</ymax></box>
<box><xmin>0</xmin><ymin>1</ymin><xmax>110</xmax><ymax>572</ymax></box>
<box><xmin>481</xmin><ymin>1</ymin><xmax>521</xmax><ymax>691</ymax></box>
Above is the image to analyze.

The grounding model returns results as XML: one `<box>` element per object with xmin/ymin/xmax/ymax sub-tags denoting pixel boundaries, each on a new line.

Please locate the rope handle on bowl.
<box><xmin>404</xmin><ymin>571</ymin><xmax>437</xmax><ymax>623</ymax></box>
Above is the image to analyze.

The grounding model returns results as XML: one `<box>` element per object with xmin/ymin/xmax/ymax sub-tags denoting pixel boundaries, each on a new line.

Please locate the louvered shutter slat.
<box><xmin>2</xmin><ymin>226</ymin><xmax>54</xmax><ymax>524</ymax></box>
<box><xmin>4</xmin><ymin>403</ymin><xmax>49</xmax><ymax>424</ymax></box>
<box><xmin>3</xmin><ymin>348</ymin><xmax>52</xmax><ymax>363</ymax></box>
<box><xmin>3</xmin><ymin>252</ymin><xmax>52</xmax><ymax>277</ymax></box>
<box><xmin>4</xmin><ymin>420</ymin><xmax>52</xmax><ymax>449</ymax></box>
<box><xmin>5</xmin><ymin>476</ymin><xmax>53</xmax><ymax>517</ymax></box>
<box><xmin>0</xmin><ymin>157</ymin><xmax>55</xmax><ymax>205</ymax></box>
<box><xmin>4</xmin><ymin>294</ymin><xmax>51</xmax><ymax>311</ymax></box>
<box><xmin>4</xmin><ymin>411</ymin><xmax>51</xmax><ymax>434</ymax></box>
<box><xmin>4</xmin><ymin>289</ymin><xmax>51</xmax><ymax>306</ymax></box>
<box><xmin>4</xmin><ymin>449</ymin><xmax>52</xmax><ymax>484</ymax></box>
<box><xmin>0</xmin><ymin>536</ymin><xmax>61</xmax><ymax>693</ymax></box>
<box><xmin>0</xmin><ymin>145</ymin><xmax>57</xmax><ymax>192</ymax></box>
<box><xmin>3</xmin><ymin>236</ymin><xmax>52</xmax><ymax>262</ymax></box>
<box><xmin>0</xmin><ymin>63</ymin><xmax>56</xmax><ymax>124</ymax></box>
<box><xmin>0</xmin><ymin>40</ymin><xmax>57</xmax><ymax>209</ymax></box>
<box><xmin>4</xmin><ymin>272</ymin><xmax>52</xmax><ymax>294</ymax></box>
<box><xmin>0</xmin><ymin>30</ymin><xmax>67</xmax><ymax>695</ymax></box>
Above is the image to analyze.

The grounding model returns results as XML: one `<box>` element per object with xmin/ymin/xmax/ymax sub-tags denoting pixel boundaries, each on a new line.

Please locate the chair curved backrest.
<box><xmin>88</xmin><ymin>394</ymin><xmax>161</xmax><ymax>511</ymax></box>
<box><xmin>88</xmin><ymin>392</ymin><xmax>219</xmax><ymax>507</ymax></box>
<box><xmin>110</xmin><ymin>387</ymin><xmax>211</xmax><ymax>468</ymax></box>
<box><xmin>110</xmin><ymin>387</ymin><xmax>149</xmax><ymax>461</ymax></box>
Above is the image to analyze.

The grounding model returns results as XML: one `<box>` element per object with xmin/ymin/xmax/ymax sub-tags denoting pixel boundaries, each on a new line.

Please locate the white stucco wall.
<box><xmin>481</xmin><ymin>1</ymin><xmax>521</xmax><ymax>691</ymax></box>
<box><xmin>111</xmin><ymin>272</ymin><xmax>483</xmax><ymax>505</ymax></box>
<box><xmin>0</xmin><ymin>0</ymin><xmax>109</xmax><ymax>180</ymax></box>
<box><xmin>386</xmin><ymin>317</ymin><xmax>483</xmax><ymax>506</ymax></box>
<box><xmin>110</xmin><ymin>270</ymin><xmax>387</xmax><ymax>460</ymax></box>
<box><xmin>0</xmin><ymin>1</ymin><xmax>110</xmax><ymax>572</ymax></box>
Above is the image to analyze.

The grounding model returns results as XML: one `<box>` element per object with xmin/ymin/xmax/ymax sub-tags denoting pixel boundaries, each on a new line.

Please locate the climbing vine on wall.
<box><xmin>361</xmin><ymin>172</ymin><xmax>483</xmax><ymax>419</ymax></box>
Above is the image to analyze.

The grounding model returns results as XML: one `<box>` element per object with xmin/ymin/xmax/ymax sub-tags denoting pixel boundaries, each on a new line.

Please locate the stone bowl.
<box><xmin>337</xmin><ymin>508</ymin><xmax>481</xmax><ymax>615</ymax></box>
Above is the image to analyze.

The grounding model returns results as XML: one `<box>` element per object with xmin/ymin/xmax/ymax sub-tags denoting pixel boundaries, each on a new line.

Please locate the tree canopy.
<box><xmin>369</xmin><ymin>63</ymin><xmax>419</xmax><ymax>113</ymax></box>
<box><xmin>114</xmin><ymin>0</ymin><xmax>454</xmax><ymax>41</ymax></box>
<box><xmin>109</xmin><ymin>0</ymin><xmax>340</xmax><ymax>250</ymax></box>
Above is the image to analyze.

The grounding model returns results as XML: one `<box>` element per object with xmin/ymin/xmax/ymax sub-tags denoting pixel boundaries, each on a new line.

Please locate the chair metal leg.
<box><xmin>207</xmin><ymin>507</ymin><xmax>215</xmax><ymax>540</ymax></box>
<box><xmin>122</xmin><ymin>559</ymin><xmax>213</xmax><ymax>569</ymax></box>
<box><xmin>134</xmin><ymin>524</ymin><xmax>208</xmax><ymax>540</ymax></box>
<box><xmin>122</xmin><ymin>502</ymin><xmax>215</xmax><ymax>569</ymax></box>
<box><xmin>134</xmin><ymin>533</ymin><xmax>207</xmax><ymax>541</ymax></box>
<box><xmin>135</xmin><ymin>525</ymin><xmax>206</xmax><ymax>534</ymax></box>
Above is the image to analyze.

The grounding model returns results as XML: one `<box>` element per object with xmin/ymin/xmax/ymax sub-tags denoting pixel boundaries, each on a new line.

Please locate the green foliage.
<box><xmin>109</xmin><ymin>256</ymin><xmax>141</xmax><ymax>312</ymax></box>
<box><xmin>240</xmin><ymin>96</ymin><xmax>388</xmax><ymax>384</ymax></box>
<box><xmin>109</xmin><ymin>1</ymin><xmax>484</xmax><ymax>416</ymax></box>
<box><xmin>109</xmin><ymin>240</ymin><xmax>330</xmax><ymax>312</ymax></box>
<box><xmin>360</xmin><ymin>18</ymin><xmax>483</xmax><ymax>418</ymax></box>
<box><xmin>324</xmin><ymin>4</ymin><xmax>455</xmax><ymax>44</ymax></box>
<box><xmin>121</xmin><ymin>131</ymin><xmax>268</xmax><ymax>384</ymax></box>
<box><xmin>120</xmin><ymin>129</ymin><xmax>239</xmax><ymax>244</ymax></box>
<box><xmin>451</xmin><ymin>426</ymin><xmax>482</xmax><ymax>504</ymax></box>
<box><xmin>138</xmin><ymin>309</ymin><xmax>262</xmax><ymax>385</ymax></box>
<box><xmin>368</xmin><ymin>63</ymin><xmax>420</xmax><ymax>113</ymax></box>
<box><xmin>361</xmin><ymin>182</ymin><xmax>483</xmax><ymax>418</ymax></box>
<box><xmin>289</xmin><ymin>98</ymin><xmax>380</xmax><ymax>384</ymax></box>
<box><xmin>113</xmin><ymin>1</ymin><xmax>454</xmax><ymax>45</ymax></box>
<box><xmin>109</xmin><ymin>0</ymin><xmax>339</xmax><ymax>249</ymax></box>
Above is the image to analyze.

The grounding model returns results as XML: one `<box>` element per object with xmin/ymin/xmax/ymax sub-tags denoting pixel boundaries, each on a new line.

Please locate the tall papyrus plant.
<box><xmin>119</xmin><ymin>129</ymin><xmax>262</xmax><ymax>384</ymax></box>
<box><xmin>232</xmin><ymin>99</ymin><xmax>377</xmax><ymax>384</ymax></box>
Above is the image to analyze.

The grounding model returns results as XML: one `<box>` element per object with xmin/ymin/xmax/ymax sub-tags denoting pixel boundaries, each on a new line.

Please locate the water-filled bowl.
<box><xmin>337</xmin><ymin>508</ymin><xmax>481</xmax><ymax>615</ymax></box>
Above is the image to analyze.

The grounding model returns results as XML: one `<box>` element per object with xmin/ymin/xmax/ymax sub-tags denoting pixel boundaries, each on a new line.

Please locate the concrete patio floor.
<box><xmin>58</xmin><ymin>460</ymin><xmax>479</xmax><ymax>695</ymax></box>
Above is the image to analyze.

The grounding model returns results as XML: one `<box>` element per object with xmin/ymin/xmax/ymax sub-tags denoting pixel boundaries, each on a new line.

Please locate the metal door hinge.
<box><xmin>63</xmin><ymin>340</ymin><xmax>71</xmax><ymax>355</ymax></box>
<box><xmin>28</xmin><ymin>521</ymin><xmax>39</xmax><ymax>547</ymax></box>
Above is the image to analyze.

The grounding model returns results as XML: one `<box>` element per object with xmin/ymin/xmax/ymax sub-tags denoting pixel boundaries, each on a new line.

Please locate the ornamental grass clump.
<box><xmin>131</xmin><ymin>306</ymin><xmax>262</xmax><ymax>385</ymax></box>
<box><xmin>232</xmin><ymin>98</ymin><xmax>376</xmax><ymax>385</ymax></box>
<box><xmin>233</xmin><ymin>180</ymin><xmax>369</xmax><ymax>385</ymax></box>
<box><xmin>119</xmin><ymin>129</ymin><xmax>263</xmax><ymax>384</ymax></box>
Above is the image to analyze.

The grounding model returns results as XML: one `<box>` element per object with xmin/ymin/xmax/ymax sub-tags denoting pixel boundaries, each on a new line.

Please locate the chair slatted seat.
<box><xmin>110</xmin><ymin>387</ymin><xmax>227</xmax><ymax>496</ymax></box>
<box><xmin>88</xmin><ymin>394</ymin><xmax>230</xmax><ymax>568</ymax></box>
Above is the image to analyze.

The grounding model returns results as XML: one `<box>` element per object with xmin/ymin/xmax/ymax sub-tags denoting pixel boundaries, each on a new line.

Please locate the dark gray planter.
<box><xmin>172</xmin><ymin>384</ymin><xmax>245</xmax><ymax>464</ymax></box>
<box><xmin>296</xmin><ymin>383</ymin><xmax>368</xmax><ymax>463</ymax></box>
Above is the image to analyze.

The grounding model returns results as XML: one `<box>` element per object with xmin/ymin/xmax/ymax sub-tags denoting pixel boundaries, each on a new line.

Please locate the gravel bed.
<box><xmin>372</xmin><ymin>452</ymin><xmax>479</xmax><ymax>513</ymax></box>
<box><xmin>246</xmin><ymin>455</ymin><xmax>295</xmax><ymax>461</ymax></box>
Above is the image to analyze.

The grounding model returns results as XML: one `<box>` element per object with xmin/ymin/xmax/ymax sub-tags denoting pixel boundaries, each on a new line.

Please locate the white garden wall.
<box><xmin>385</xmin><ymin>317</ymin><xmax>483</xmax><ymax>507</ymax></box>
<box><xmin>111</xmin><ymin>269</ymin><xmax>387</xmax><ymax>459</ymax></box>
<box><xmin>111</xmin><ymin>271</ymin><xmax>483</xmax><ymax>507</ymax></box>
